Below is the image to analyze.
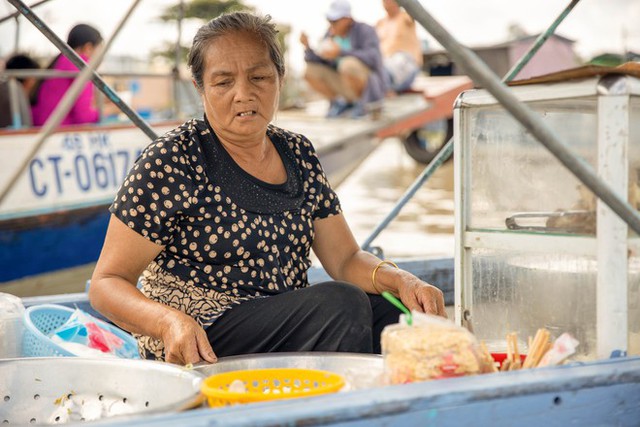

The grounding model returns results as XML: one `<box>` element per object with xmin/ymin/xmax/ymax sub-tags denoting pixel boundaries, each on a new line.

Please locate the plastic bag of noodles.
<box><xmin>381</xmin><ymin>311</ymin><xmax>493</xmax><ymax>384</ymax></box>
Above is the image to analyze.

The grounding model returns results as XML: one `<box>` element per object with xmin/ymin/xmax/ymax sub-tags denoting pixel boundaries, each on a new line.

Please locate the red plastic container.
<box><xmin>491</xmin><ymin>352</ymin><xmax>527</xmax><ymax>369</ymax></box>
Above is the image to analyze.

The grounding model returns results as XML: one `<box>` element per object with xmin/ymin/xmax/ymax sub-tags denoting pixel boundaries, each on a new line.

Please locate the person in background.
<box><xmin>375</xmin><ymin>0</ymin><xmax>424</xmax><ymax>94</ymax></box>
<box><xmin>300</xmin><ymin>0</ymin><xmax>387</xmax><ymax>118</ymax></box>
<box><xmin>0</xmin><ymin>53</ymin><xmax>40</xmax><ymax>128</ymax></box>
<box><xmin>31</xmin><ymin>23</ymin><xmax>103</xmax><ymax>126</ymax></box>
<box><xmin>89</xmin><ymin>11</ymin><xmax>446</xmax><ymax>365</ymax></box>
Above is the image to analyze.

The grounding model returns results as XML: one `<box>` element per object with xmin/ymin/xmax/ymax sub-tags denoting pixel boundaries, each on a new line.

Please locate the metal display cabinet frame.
<box><xmin>454</xmin><ymin>74</ymin><xmax>640</xmax><ymax>359</ymax></box>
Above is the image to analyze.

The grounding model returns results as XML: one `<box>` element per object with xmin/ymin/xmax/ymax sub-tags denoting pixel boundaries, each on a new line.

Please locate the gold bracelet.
<box><xmin>371</xmin><ymin>260</ymin><xmax>398</xmax><ymax>294</ymax></box>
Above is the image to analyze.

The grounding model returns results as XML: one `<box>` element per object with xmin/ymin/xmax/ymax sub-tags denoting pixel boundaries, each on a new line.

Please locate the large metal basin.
<box><xmin>0</xmin><ymin>357</ymin><xmax>204</xmax><ymax>425</ymax></box>
<box><xmin>195</xmin><ymin>352</ymin><xmax>385</xmax><ymax>391</ymax></box>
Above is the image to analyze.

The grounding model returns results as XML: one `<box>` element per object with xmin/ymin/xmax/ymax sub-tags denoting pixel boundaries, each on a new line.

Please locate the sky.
<box><xmin>1</xmin><ymin>0</ymin><xmax>639</xmax><ymax>76</ymax></box>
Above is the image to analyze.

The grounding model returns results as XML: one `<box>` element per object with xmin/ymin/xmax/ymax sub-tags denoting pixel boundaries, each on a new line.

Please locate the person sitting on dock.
<box><xmin>31</xmin><ymin>23</ymin><xmax>103</xmax><ymax>126</ymax></box>
<box><xmin>89</xmin><ymin>11</ymin><xmax>446</xmax><ymax>365</ymax></box>
<box><xmin>375</xmin><ymin>0</ymin><xmax>424</xmax><ymax>94</ymax></box>
<box><xmin>300</xmin><ymin>0</ymin><xmax>387</xmax><ymax>118</ymax></box>
<box><xmin>0</xmin><ymin>53</ymin><xmax>40</xmax><ymax>128</ymax></box>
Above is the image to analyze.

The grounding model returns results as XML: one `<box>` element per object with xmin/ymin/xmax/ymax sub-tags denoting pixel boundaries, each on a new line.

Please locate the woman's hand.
<box><xmin>396</xmin><ymin>273</ymin><xmax>447</xmax><ymax>318</ymax></box>
<box><xmin>160</xmin><ymin>310</ymin><xmax>217</xmax><ymax>365</ymax></box>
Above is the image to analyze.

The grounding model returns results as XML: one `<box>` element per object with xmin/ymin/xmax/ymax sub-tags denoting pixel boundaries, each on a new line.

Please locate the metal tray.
<box><xmin>0</xmin><ymin>357</ymin><xmax>204</xmax><ymax>425</ymax></box>
<box><xmin>195</xmin><ymin>352</ymin><xmax>385</xmax><ymax>391</ymax></box>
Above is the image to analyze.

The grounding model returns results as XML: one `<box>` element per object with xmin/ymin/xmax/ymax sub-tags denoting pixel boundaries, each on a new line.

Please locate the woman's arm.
<box><xmin>312</xmin><ymin>213</ymin><xmax>446</xmax><ymax>317</ymax></box>
<box><xmin>89</xmin><ymin>215</ymin><xmax>216</xmax><ymax>364</ymax></box>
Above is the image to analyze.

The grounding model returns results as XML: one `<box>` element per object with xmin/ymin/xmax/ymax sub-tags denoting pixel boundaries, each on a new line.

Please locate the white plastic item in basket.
<box><xmin>0</xmin><ymin>292</ymin><xmax>25</xmax><ymax>358</ymax></box>
<box><xmin>22</xmin><ymin>304</ymin><xmax>140</xmax><ymax>358</ymax></box>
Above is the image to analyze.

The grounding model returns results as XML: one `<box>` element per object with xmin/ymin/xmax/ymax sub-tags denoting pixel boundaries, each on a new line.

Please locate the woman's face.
<box><xmin>199</xmin><ymin>31</ymin><xmax>281</xmax><ymax>144</ymax></box>
<box><xmin>76</xmin><ymin>41</ymin><xmax>100</xmax><ymax>59</ymax></box>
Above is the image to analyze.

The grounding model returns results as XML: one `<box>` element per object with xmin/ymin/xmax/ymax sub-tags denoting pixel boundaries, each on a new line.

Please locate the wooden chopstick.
<box><xmin>480</xmin><ymin>341</ymin><xmax>498</xmax><ymax>373</ymax></box>
<box><xmin>522</xmin><ymin>328</ymin><xmax>550</xmax><ymax>368</ymax></box>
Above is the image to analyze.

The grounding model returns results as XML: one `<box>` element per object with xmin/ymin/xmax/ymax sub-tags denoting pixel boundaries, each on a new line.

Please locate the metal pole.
<box><xmin>172</xmin><ymin>0</ymin><xmax>184</xmax><ymax>118</ymax></box>
<box><xmin>362</xmin><ymin>0</ymin><xmax>582</xmax><ymax>250</ymax></box>
<box><xmin>13</xmin><ymin>16</ymin><xmax>20</xmax><ymax>51</ymax></box>
<box><xmin>0</xmin><ymin>0</ymin><xmax>52</xmax><ymax>25</ymax></box>
<box><xmin>503</xmin><ymin>0</ymin><xmax>580</xmax><ymax>82</ymax></box>
<box><xmin>6</xmin><ymin>0</ymin><xmax>158</xmax><ymax>141</ymax></box>
<box><xmin>7</xmin><ymin>78</ymin><xmax>23</xmax><ymax>128</ymax></box>
<box><xmin>0</xmin><ymin>0</ymin><xmax>143</xmax><ymax>206</ymax></box>
<box><xmin>399</xmin><ymin>0</ymin><xmax>640</xmax><ymax>235</ymax></box>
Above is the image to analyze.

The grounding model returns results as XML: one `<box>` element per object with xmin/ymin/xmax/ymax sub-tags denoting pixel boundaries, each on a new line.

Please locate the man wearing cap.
<box><xmin>300</xmin><ymin>0</ymin><xmax>387</xmax><ymax>118</ymax></box>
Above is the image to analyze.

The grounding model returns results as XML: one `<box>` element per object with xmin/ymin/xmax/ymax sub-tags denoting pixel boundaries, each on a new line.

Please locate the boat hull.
<box><xmin>0</xmin><ymin>121</ymin><xmax>179</xmax><ymax>283</ymax></box>
<box><xmin>16</xmin><ymin>262</ymin><xmax>639</xmax><ymax>426</ymax></box>
<box><xmin>91</xmin><ymin>356</ymin><xmax>640</xmax><ymax>426</ymax></box>
<box><xmin>0</xmin><ymin>204</ymin><xmax>109</xmax><ymax>281</ymax></box>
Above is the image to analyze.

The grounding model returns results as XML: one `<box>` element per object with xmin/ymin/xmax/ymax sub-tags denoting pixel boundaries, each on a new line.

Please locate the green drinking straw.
<box><xmin>381</xmin><ymin>291</ymin><xmax>413</xmax><ymax>326</ymax></box>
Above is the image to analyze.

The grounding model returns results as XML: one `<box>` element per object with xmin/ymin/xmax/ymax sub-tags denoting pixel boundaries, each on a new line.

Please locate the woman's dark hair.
<box><xmin>5</xmin><ymin>53</ymin><xmax>40</xmax><ymax>105</ymax></box>
<box><xmin>187</xmin><ymin>12</ymin><xmax>285</xmax><ymax>91</ymax></box>
<box><xmin>67</xmin><ymin>23</ymin><xmax>103</xmax><ymax>49</ymax></box>
<box><xmin>5</xmin><ymin>53</ymin><xmax>39</xmax><ymax>83</ymax></box>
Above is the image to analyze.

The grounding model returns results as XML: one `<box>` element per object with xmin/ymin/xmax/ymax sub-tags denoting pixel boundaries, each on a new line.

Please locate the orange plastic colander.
<box><xmin>201</xmin><ymin>367</ymin><xmax>345</xmax><ymax>407</ymax></box>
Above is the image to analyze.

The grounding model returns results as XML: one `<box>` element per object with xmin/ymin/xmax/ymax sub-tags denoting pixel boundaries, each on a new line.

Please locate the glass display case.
<box><xmin>454</xmin><ymin>74</ymin><xmax>640</xmax><ymax>360</ymax></box>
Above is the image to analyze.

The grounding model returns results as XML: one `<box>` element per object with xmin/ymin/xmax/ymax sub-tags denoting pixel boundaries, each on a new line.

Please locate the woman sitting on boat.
<box><xmin>31</xmin><ymin>23</ymin><xmax>103</xmax><ymax>126</ymax></box>
<box><xmin>89</xmin><ymin>11</ymin><xmax>446</xmax><ymax>365</ymax></box>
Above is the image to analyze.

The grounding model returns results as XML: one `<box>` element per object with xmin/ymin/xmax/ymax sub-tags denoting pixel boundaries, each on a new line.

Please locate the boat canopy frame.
<box><xmin>7</xmin><ymin>0</ymin><xmax>640</xmax><ymax>252</ymax></box>
<box><xmin>1</xmin><ymin>0</ymin><xmax>201</xmax><ymax>207</ymax></box>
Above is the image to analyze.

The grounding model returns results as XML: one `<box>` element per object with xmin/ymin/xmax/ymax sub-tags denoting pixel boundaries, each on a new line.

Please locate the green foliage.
<box><xmin>151</xmin><ymin>42</ymin><xmax>191</xmax><ymax>64</ymax></box>
<box><xmin>153</xmin><ymin>0</ymin><xmax>301</xmax><ymax>110</ymax></box>
<box><xmin>154</xmin><ymin>0</ymin><xmax>255</xmax><ymax>63</ymax></box>
<box><xmin>158</xmin><ymin>0</ymin><xmax>254</xmax><ymax>22</ymax></box>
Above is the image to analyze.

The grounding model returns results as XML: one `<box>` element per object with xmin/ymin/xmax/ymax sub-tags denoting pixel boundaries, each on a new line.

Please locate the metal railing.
<box><xmin>6</xmin><ymin>0</ymin><xmax>158</xmax><ymax>140</ymax></box>
<box><xmin>1</xmin><ymin>68</ymin><xmax>200</xmax><ymax>129</ymax></box>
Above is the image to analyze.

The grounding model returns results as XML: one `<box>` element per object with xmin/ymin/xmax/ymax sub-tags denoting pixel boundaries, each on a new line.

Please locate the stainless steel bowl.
<box><xmin>195</xmin><ymin>352</ymin><xmax>385</xmax><ymax>391</ymax></box>
<box><xmin>0</xmin><ymin>357</ymin><xmax>204</xmax><ymax>425</ymax></box>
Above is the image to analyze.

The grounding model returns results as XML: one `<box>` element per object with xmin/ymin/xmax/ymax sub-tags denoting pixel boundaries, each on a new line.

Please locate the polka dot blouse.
<box><xmin>110</xmin><ymin>118</ymin><xmax>342</xmax><ymax>358</ymax></box>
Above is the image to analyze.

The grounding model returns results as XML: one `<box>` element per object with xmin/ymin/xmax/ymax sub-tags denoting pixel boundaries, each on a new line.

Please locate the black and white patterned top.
<box><xmin>109</xmin><ymin>117</ymin><xmax>342</xmax><ymax>359</ymax></box>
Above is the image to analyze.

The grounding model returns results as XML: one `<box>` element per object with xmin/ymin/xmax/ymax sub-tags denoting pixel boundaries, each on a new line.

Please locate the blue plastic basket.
<box><xmin>22</xmin><ymin>304</ymin><xmax>139</xmax><ymax>358</ymax></box>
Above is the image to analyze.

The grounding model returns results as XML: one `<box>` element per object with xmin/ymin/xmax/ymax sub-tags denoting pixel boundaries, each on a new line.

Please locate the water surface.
<box><xmin>334</xmin><ymin>137</ymin><xmax>454</xmax><ymax>262</ymax></box>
